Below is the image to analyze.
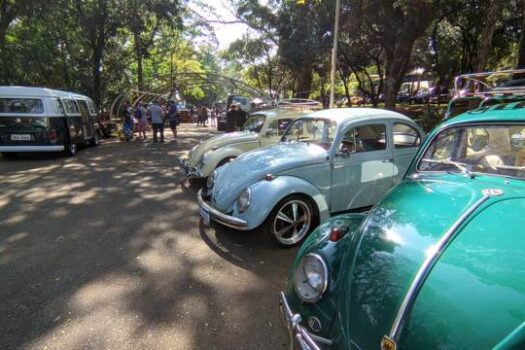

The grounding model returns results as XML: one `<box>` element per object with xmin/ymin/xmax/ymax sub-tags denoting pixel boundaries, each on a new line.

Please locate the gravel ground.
<box><xmin>0</xmin><ymin>124</ymin><xmax>297</xmax><ymax>350</ymax></box>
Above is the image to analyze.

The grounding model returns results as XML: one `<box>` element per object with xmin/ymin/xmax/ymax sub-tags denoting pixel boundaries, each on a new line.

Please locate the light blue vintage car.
<box><xmin>198</xmin><ymin>108</ymin><xmax>424</xmax><ymax>247</ymax></box>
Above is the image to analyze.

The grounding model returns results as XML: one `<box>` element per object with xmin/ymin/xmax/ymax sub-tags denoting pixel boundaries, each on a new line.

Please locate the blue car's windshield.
<box><xmin>418</xmin><ymin>124</ymin><xmax>525</xmax><ymax>180</ymax></box>
<box><xmin>282</xmin><ymin>118</ymin><xmax>337</xmax><ymax>149</ymax></box>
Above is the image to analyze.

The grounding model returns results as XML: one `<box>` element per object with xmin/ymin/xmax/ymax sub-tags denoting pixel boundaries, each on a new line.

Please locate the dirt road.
<box><xmin>0</xmin><ymin>124</ymin><xmax>296</xmax><ymax>349</ymax></box>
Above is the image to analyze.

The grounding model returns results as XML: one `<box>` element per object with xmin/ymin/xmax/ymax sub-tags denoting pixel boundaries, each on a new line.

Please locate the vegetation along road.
<box><xmin>0</xmin><ymin>124</ymin><xmax>295</xmax><ymax>349</ymax></box>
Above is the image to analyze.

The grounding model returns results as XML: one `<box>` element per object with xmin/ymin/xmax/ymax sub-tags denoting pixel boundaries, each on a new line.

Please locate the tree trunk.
<box><xmin>518</xmin><ymin>0</ymin><xmax>525</xmax><ymax>68</ymax></box>
<box><xmin>91</xmin><ymin>0</ymin><xmax>107</xmax><ymax>109</ymax></box>
<box><xmin>134</xmin><ymin>32</ymin><xmax>144</xmax><ymax>91</ymax></box>
<box><xmin>475</xmin><ymin>0</ymin><xmax>502</xmax><ymax>72</ymax></box>
<box><xmin>295</xmin><ymin>62</ymin><xmax>312</xmax><ymax>98</ymax></box>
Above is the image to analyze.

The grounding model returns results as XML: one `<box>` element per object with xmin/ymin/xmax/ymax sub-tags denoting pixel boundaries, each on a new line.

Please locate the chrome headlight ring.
<box><xmin>207</xmin><ymin>170</ymin><xmax>217</xmax><ymax>189</ymax></box>
<box><xmin>294</xmin><ymin>253</ymin><xmax>329</xmax><ymax>303</ymax></box>
<box><xmin>236</xmin><ymin>188</ymin><xmax>251</xmax><ymax>213</ymax></box>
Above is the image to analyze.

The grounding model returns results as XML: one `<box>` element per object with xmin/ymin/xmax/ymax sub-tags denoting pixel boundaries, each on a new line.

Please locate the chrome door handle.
<box><xmin>383</xmin><ymin>158</ymin><xmax>393</xmax><ymax>163</ymax></box>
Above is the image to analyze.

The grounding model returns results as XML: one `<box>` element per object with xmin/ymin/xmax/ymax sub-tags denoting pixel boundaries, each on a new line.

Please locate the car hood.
<box><xmin>334</xmin><ymin>174</ymin><xmax>525</xmax><ymax>349</ymax></box>
<box><xmin>187</xmin><ymin>131</ymin><xmax>258</xmax><ymax>166</ymax></box>
<box><xmin>211</xmin><ymin>142</ymin><xmax>328</xmax><ymax>211</ymax></box>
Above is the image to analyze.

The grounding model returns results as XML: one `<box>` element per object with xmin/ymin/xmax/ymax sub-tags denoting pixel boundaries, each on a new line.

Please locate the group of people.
<box><xmin>122</xmin><ymin>100</ymin><xmax>179</xmax><ymax>143</ymax></box>
<box><xmin>192</xmin><ymin>106</ymin><xmax>218</xmax><ymax>127</ymax></box>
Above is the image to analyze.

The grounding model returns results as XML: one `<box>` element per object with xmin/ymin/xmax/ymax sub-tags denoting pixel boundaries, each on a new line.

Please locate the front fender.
<box><xmin>199</xmin><ymin>146</ymin><xmax>246</xmax><ymax>177</ymax></box>
<box><xmin>235</xmin><ymin>176</ymin><xmax>330</xmax><ymax>230</ymax></box>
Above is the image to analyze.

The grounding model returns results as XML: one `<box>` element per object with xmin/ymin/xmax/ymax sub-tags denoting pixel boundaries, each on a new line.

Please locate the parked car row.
<box><xmin>0</xmin><ymin>86</ymin><xmax>100</xmax><ymax>157</ymax></box>
<box><xmin>182</xmin><ymin>95</ymin><xmax>525</xmax><ymax>349</ymax></box>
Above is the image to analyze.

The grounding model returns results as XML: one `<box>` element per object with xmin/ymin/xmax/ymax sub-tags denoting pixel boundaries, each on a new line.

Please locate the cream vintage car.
<box><xmin>180</xmin><ymin>100</ymin><xmax>320</xmax><ymax>179</ymax></box>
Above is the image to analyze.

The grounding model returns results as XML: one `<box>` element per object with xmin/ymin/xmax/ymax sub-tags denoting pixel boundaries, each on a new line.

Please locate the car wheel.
<box><xmin>64</xmin><ymin>141</ymin><xmax>77</xmax><ymax>156</ymax></box>
<box><xmin>265</xmin><ymin>195</ymin><xmax>317</xmax><ymax>248</ymax></box>
<box><xmin>89</xmin><ymin>132</ymin><xmax>99</xmax><ymax>146</ymax></box>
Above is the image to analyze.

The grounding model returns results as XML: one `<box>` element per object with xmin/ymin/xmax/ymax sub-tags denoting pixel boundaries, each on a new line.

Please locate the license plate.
<box><xmin>11</xmin><ymin>134</ymin><xmax>31</xmax><ymax>141</ymax></box>
<box><xmin>199</xmin><ymin>206</ymin><xmax>211</xmax><ymax>226</ymax></box>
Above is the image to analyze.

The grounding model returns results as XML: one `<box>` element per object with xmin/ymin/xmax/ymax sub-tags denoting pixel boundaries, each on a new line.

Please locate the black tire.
<box><xmin>89</xmin><ymin>132</ymin><xmax>99</xmax><ymax>146</ymax></box>
<box><xmin>64</xmin><ymin>140</ymin><xmax>77</xmax><ymax>156</ymax></box>
<box><xmin>264</xmin><ymin>194</ymin><xmax>318</xmax><ymax>248</ymax></box>
<box><xmin>1</xmin><ymin>152</ymin><xmax>17</xmax><ymax>159</ymax></box>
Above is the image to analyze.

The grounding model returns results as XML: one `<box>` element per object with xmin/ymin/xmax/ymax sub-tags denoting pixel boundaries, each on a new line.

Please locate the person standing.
<box><xmin>122</xmin><ymin>101</ymin><xmax>134</xmax><ymax>141</ymax></box>
<box><xmin>225</xmin><ymin>104</ymin><xmax>236</xmax><ymax>132</ymax></box>
<box><xmin>210</xmin><ymin>108</ymin><xmax>217</xmax><ymax>128</ymax></box>
<box><xmin>135</xmin><ymin>103</ymin><xmax>148</xmax><ymax>140</ymax></box>
<box><xmin>167</xmin><ymin>100</ymin><xmax>179</xmax><ymax>140</ymax></box>
<box><xmin>235</xmin><ymin>104</ymin><xmax>247</xmax><ymax>130</ymax></box>
<box><xmin>147</xmin><ymin>100</ymin><xmax>165</xmax><ymax>142</ymax></box>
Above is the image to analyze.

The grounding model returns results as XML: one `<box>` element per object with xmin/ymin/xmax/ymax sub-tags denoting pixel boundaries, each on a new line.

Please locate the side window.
<box><xmin>267</xmin><ymin>118</ymin><xmax>293</xmax><ymax>136</ymax></box>
<box><xmin>393</xmin><ymin>123</ymin><xmax>421</xmax><ymax>149</ymax></box>
<box><xmin>87</xmin><ymin>101</ymin><xmax>97</xmax><ymax>114</ymax></box>
<box><xmin>52</xmin><ymin>98</ymin><xmax>65</xmax><ymax>114</ymax></box>
<box><xmin>63</xmin><ymin>99</ymin><xmax>79</xmax><ymax>114</ymax></box>
<box><xmin>340</xmin><ymin>124</ymin><xmax>387</xmax><ymax>154</ymax></box>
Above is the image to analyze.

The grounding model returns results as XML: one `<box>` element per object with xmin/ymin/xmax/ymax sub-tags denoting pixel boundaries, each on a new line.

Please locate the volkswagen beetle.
<box><xmin>180</xmin><ymin>100</ymin><xmax>320</xmax><ymax>179</ymax></box>
<box><xmin>198</xmin><ymin>108</ymin><xmax>424</xmax><ymax>247</ymax></box>
<box><xmin>279</xmin><ymin>102</ymin><xmax>525</xmax><ymax>349</ymax></box>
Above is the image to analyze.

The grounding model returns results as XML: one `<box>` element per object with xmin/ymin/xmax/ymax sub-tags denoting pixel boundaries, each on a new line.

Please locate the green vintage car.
<box><xmin>280</xmin><ymin>102</ymin><xmax>525</xmax><ymax>349</ymax></box>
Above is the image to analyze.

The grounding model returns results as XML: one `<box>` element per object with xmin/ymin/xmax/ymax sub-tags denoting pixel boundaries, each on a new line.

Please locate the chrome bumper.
<box><xmin>279</xmin><ymin>292</ymin><xmax>332</xmax><ymax>350</ymax></box>
<box><xmin>197</xmin><ymin>189</ymin><xmax>249</xmax><ymax>230</ymax></box>
<box><xmin>180</xmin><ymin>158</ymin><xmax>203</xmax><ymax>178</ymax></box>
<box><xmin>0</xmin><ymin>145</ymin><xmax>65</xmax><ymax>152</ymax></box>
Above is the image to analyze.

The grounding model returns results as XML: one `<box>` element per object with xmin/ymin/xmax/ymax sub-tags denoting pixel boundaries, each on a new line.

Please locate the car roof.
<box><xmin>251</xmin><ymin>108</ymin><xmax>315</xmax><ymax>120</ymax></box>
<box><xmin>445</xmin><ymin>102</ymin><xmax>525</xmax><ymax>126</ymax></box>
<box><xmin>304</xmin><ymin>107</ymin><xmax>415</xmax><ymax>124</ymax></box>
<box><xmin>0</xmin><ymin>86</ymin><xmax>93</xmax><ymax>101</ymax></box>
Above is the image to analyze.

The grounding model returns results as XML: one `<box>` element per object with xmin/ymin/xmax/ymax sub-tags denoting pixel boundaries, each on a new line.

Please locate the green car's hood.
<box><xmin>336</xmin><ymin>174</ymin><xmax>525</xmax><ymax>349</ymax></box>
<box><xmin>187</xmin><ymin>131</ymin><xmax>258</xmax><ymax>166</ymax></box>
<box><xmin>212</xmin><ymin>142</ymin><xmax>328</xmax><ymax>211</ymax></box>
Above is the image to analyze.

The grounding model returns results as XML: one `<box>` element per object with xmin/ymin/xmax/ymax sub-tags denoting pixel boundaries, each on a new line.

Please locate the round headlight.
<box><xmin>294</xmin><ymin>253</ymin><xmax>328</xmax><ymax>303</ymax></box>
<box><xmin>236</xmin><ymin>188</ymin><xmax>251</xmax><ymax>213</ymax></box>
<box><xmin>207</xmin><ymin>170</ymin><xmax>217</xmax><ymax>189</ymax></box>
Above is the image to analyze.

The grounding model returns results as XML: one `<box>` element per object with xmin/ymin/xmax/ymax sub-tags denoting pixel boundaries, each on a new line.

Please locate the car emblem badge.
<box><xmin>307</xmin><ymin>316</ymin><xmax>322</xmax><ymax>333</ymax></box>
<box><xmin>15</xmin><ymin>118</ymin><xmax>21</xmax><ymax>124</ymax></box>
<box><xmin>381</xmin><ymin>335</ymin><xmax>397</xmax><ymax>350</ymax></box>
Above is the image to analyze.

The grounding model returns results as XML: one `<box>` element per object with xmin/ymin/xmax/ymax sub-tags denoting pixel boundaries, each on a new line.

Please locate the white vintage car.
<box><xmin>180</xmin><ymin>101</ymin><xmax>320</xmax><ymax>179</ymax></box>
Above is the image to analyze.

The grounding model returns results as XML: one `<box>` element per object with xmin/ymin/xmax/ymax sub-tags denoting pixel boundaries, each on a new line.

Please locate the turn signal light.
<box><xmin>329</xmin><ymin>225</ymin><xmax>349</xmax><ymax>242</ymax></box>
<box><xmin>265</xmin><ymin>173</ymin><xmax>275</xmax><ymax>181</ymax></box>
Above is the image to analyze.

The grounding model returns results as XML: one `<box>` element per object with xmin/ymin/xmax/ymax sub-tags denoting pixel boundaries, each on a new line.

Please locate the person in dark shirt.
<box><xmin>226</xmin><ymin>103</ymin><xmax>247</xmax><ymax>132</ymax></box>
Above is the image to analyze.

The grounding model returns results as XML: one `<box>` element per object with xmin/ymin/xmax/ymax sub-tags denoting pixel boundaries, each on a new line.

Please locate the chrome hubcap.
<box><xmin>273</xmin><ymin>200</ymin><xmax>311</xmax><ymax>245</ymax></box>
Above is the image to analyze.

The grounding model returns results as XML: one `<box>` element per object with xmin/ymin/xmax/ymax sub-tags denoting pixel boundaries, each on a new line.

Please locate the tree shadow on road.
<box><xmin>0</xmin><ymin>125</ymin><xmax>290</xmax><ymax>350</ymax></box>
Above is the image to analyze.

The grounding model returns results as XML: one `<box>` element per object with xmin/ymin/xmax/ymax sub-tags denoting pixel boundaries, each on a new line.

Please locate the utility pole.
<box><xmin>329</xmin><ymin>0</ymin><xmax>341</xmax><ymax>109</ymax></box>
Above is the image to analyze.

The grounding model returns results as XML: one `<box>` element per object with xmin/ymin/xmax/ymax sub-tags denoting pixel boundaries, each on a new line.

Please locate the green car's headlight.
<box><xmin>294</xmin><ymin>253</ymin><xmax>328</xmax><ymax>303</ymax></box>
<box><xmin>237</xmin><ymin>188</ymin><xmax>251</xmax><ymax>213</ymax></box>
<box><xmin>207</xmin><ymin>170</ymin><xmax>217</xmax><ymax>189</ymax></box>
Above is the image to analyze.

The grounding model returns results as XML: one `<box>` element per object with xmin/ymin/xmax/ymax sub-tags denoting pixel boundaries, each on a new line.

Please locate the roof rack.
<box><xmin>453</xmin><ymin>68</ymin><xmax>525</xmax><ymax>99</ymax></box>
<box><xmin>253</xmin><ymin>98</ymin><xmax>323</xmax><ymax>112</ymax></box>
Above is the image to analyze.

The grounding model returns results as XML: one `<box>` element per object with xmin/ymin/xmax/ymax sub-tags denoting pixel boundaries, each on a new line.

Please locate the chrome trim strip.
<box><xmin>0</xmin><ymin>145</ymin><xmax>64</xmax><ymax>152</ymax></box>
<box><xmin>197</xmin><ymin>189</ymin><xmax>249</xmax><ymax>230</ymax></box>
<box><xmin>279</xmin><ymin>291</ymin><xmax>333</xmax><ymax>350</ymax></box>
<box><xmin>389</xmin><ymin>188</ymin><xmax>504</xmax><ymax>340</ymax></box>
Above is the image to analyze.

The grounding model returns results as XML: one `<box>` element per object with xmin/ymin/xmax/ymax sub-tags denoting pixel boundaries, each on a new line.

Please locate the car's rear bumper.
<box><xmin>0</xmin><ymin>145</ymin><xmax>64</xmax><ymax>152</ymax></box>
<box><xmin>279</xmin><ymin>291</ymin><xmax>333</xmax><ymax>350</ymax></box>
<box><xmin>180</xmin><ymin>158</ymin><xmax>204</xmax><ymax>178</ymax></box>
<box><xmin>197</xmin><ymin>189</ymin><xmax>248</xmax><ymax>230</ymax></box>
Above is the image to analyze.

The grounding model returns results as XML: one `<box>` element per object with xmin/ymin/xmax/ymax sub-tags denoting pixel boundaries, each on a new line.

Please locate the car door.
<box><xmin>260</xmin><ymin>118</ymin><xmax>293</xmax><ymax>148</ymax></box>
<box><xmin>76</xmin><ymin>100</ymin><xmax>92</xmax><ymax>140</ymax></box>
<box><xmin>330</xmin><ymin>121</ymin><xmax>394</xmax><ymax>212</ymax></box>
<box><xmin>391</xmin><ymin>121</ymin><xmax>423</xmax><ymax>182</ymax></box>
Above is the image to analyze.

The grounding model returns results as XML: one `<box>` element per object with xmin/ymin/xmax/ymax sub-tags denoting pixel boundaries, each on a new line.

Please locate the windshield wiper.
<box><xmin>421</xmin><ymin>158</ymin><xmax>476</xmax><ymax>178</ymax></box>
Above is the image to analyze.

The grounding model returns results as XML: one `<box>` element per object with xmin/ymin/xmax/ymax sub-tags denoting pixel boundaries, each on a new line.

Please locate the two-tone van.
<box><xmin>0</xmin><ymin>86</ymin><xmax>100</xmax><ymax>157</ymax></box>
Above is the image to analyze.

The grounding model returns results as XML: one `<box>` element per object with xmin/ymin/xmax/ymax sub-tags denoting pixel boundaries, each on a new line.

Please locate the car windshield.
<box><xmin>243</xmin><ymin>114</ymin><xmax>266</xmax><ymax>133</ymax></box>
<box><xmin>282</xmin><ymin>118</ymin><xmax>337</xmax><ymax>149</ymax></box>
<box><xmin>418</xmin><ymin>124</ymin><xmax>525</xmax><ymax>180</ymax></box>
